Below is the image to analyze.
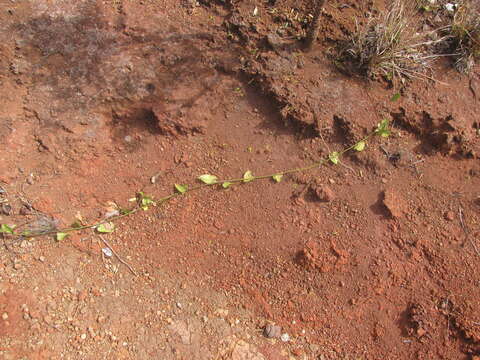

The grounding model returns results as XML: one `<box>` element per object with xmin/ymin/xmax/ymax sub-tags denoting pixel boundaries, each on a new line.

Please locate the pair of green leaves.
<box><xmin>0</xmin><ymin>223</ymin><xmax>15</xmax><ymax>234</ymax></box>
<box><xmin>139</xmin><ymin>192</ymin><xmax>156</xmax><ymax>210</ymax></box>
<box><xmin>196</xmin><ymin>171</ymin><xmax>282</xmax><ymax>189</ymax></box>
<box><xmin>56</xmin><ymin>232</ymin><xmax>68</xmax><ymax>241</ymax></box>
<box><xmin>329</xmin><ymin>145</ymin><xmax>365</xmax><ymax>164</ymax></box>
<box><xmin>96</xmin><ymin>222</ymin><xmax>115</xmax><ymax>233</ymax></box>
<box><xmin>129</xmin><ymin>192</ymin><xmax>156</xmax><ymax>210</ymax></box>
<box><xmin>375</xmin><ymin>119</ymin><xmax>391</xmax><ymax>138</ymax></box>
<box><xmin>176</xmin><ymin>174</ymin><xmax>225</xmax><ymax>193</ymax></box>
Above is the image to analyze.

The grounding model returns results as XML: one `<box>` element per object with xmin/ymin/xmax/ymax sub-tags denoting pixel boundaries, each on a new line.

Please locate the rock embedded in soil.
<box><xmin>263</xmin><ymin>323</ymin><xmax>281</xmax><ymax>339</ymax></box>
<box><xmin>312</xmin><ymin>183</ymin><xmax>335</xmax><ymax>202</ymax></box>
<box><xmin>382</xmin><ymin>189</ymin><xmax>408</xmax><ymax>219</ymax></box>
<box><xmin>231</xmin><ymin>340</ymin><xmax>265</xmax><ymax>360</ymax></box>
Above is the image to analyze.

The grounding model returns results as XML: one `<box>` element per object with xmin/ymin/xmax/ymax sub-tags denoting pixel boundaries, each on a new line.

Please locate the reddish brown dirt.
<box><xmin>1</xmin><ymin>1</ymin><xmax>480</xmax><ymax>359</ymax></box>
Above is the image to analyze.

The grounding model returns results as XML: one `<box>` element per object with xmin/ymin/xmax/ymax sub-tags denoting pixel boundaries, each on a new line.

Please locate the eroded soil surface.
<box><xmin>0</xmin><ymin>1</ymin><xmax>479</xmax><ymax>359</ymax></box>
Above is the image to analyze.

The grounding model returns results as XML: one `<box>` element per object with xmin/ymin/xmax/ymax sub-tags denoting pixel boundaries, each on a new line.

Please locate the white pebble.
<box><xmin>445</xmin><ymin>3</ymin><xmax>455</xmax><ymax>11</ymax></box>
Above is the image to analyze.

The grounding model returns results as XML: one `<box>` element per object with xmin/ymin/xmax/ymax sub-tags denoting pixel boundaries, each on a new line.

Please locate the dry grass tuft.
<box><xmin>337</xmin><ymin>1</ymin><xmax>440</xmax><ymax>82</ymax></box>
<box><xmin>447</xmin><ymin>1</ymin><xmax>480</xmax><ymax>72</ymax></box>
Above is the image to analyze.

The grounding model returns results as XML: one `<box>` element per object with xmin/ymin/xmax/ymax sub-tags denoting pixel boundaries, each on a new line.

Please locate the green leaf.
<box><xmin>272</xmin><ymin>174</ymin><xmax>283</xmax><ymax>183</ymax></box>
<box><xmin>56</xmin><ymin>232</ymin><xmax>68</xmax><ymax>241</ymax></box>
<box><xmin>375</xmin><ymin>119</ymin><xmax>391</xmax><ymax>138</ymax></box>
<box><xmin>379</xmin><ymin>129</ymin><xmax>391</xmax><ymax>138</ymax></box>
<box><xmin>243</xmin><ymin>170</ymin><xmax>254</xmax><ymax>183</ymax></box>
<box><xmin>376</xmin><ymin>118</ymin><xmax>389</xmax><ymax>132</ymax></box>
<box><xmin>96</xmin><ymin>222</ymin><xmax>115</xmax><ymax>233</ymax></box>
<box><xmin>175</xmin><ymin>184</ymin><xmax>188</xmax><ymax>194</ymax></box>
<box><xmin>222</xmin><ymin>182</ymin><xmax>232</xmax><ymax>189</ymax></box>
<box><xmin>390</xmin><ymin>93</ymin><xmax>401</xmax><ymax>102</ymax></box>
<box><xmin>329</xmin><ymin>152</ymin><xmax>340</xmax><ymax>165</ymax></box>
<box><xmin>198</xmin><ymin>174</ymin><xmax>218</xmax><ymax>185</ymax></box>
<box><xmin>140</xmin><ymin>194</ymin><xmax>155</xmax><ymax>210</ymax></box>
<box><xmin>0</xmin><ymin>224</ymin><xmax>15</xmax><ymax>234</ymax></box>
<box><xmin>353</xmin><ymin>141</ymin><xmax>366</xmax><ymax>152</ymax></box>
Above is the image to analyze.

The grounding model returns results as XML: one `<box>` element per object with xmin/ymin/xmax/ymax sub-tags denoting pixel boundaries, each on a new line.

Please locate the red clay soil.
<box><xmin>1</xmin><ymin>1</ymin><xmax>479</xmax><ymax>359</ymax></box>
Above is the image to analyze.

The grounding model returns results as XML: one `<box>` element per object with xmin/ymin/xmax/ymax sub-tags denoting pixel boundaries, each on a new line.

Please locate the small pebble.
<box><xmin>2</xmin><ymin>312</ymin><xmax>8</xmax><ymax>320</ymax></box>
<box><xmin>445</xmin><ymin>3</ymin><xmax>455</xmax><ymax>11</ymax></box>
<box><xmin>264</xmin><ymin>323</ymin><xmax>281</xmax><ymax>339</ymax></box>
<box><xmin>280</xmin><ymin>333</ymin><xmax>290</xmax><ymax>342</ymax></box>
<box><xmin>444</xmin><ymin>211</ymin><xmax>455</xmax><ymax>221</ymax></box>
<box><xmin>102</xmin><ymin>248</ymin><xmax>113</xmax><ymax>258</ymax></box>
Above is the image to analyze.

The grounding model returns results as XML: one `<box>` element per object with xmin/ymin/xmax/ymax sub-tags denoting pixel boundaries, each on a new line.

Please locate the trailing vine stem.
<box><xmin>0</xmin><ymin>119</ymin><xmax>390</xmax><ymax>240</ymax></box>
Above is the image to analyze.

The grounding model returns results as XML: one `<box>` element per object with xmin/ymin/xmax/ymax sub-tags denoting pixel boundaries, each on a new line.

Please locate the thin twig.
<box><xmin>99</xmin><ymin>235</ymin><xmax>138</xmax><ymax>276</ymax></box>
<box><xmin>458</xmin><ymin>206</ymin><xmax>480</xmax><ymax>257</ymax></box>
<box><xmin>445</xmin><ymin>297</ymin><xmax>450</xmax><ymax>343</ymax></box>
<box><xmin>318</xmin><ymin>130</ymin><xmax>331</xmax><ymax>153</ymax></box>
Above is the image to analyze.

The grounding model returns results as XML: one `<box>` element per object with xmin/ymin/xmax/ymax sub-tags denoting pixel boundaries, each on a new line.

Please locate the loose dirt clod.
<box><xmin>382</xmin><ymin>189</ymin><xmax>408</xmax><ymax>218</ymax></box>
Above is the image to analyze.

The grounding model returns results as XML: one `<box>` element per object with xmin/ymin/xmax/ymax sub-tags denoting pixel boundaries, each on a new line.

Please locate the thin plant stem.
<box><xmin>3</xmin><ymin>128</ymin><xmax>384</xmax><ymax>239</ymax></box>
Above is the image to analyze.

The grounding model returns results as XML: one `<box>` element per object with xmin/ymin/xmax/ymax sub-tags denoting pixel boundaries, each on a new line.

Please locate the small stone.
<box><xmin>1</xmin><ymin>203</ymin><xmax>12</xmax><ymax>215</ymax></box>
<box><xmin>382</xmin><ymin>189</ymin><xmax>408</xmax><ymax>218</ymax></box>
<box><xmin>78</xmin><ymin>290</ymin><xmax>87</xmax><ymax>302</ymax></box>
<box><xmin>444</xmin><ymin>211</ymin><xmax>455</xmax><ymax>221</ymax></box>
<box><xmin>292</xmin><ymin>348</ymin><xmax>303</xmax><ymax>356</ymax></box>
<box><xmin>39</xmin><ymin>256</ymin><xmax>46</xmax><ymax>262</ymax></box>
<box><xmin>19</xmin><ymin>206</ymin><xmax>31</xmax><ymax>215</ymax></box>
<box><xmin>263</xmin><ymin>323</ymin><xmax>281</xmax><ymax>339</ymax></box>
<box><xmin>13</xmin><ymin>262</ymin><xmax>21</xmax><ymax>270</ymax></box>
<box><xmin>2</xmin><ymin>312</ymin><xmax>8</xmax><ymax>320</ymax></box>
<box><xmin>416</xmin><ymin>327</ymin><xmax>426</xmax><ymax>337</ymax></box>
<box><xmin>214</xmin><ymin>308</ymin><xmax>229</xmax><ymax>318</ymax></box>
<box><xmin>88</xmin><ymin>327</ymin><xmax>96</xmax><ymax>338</ymax></box>
<box><xmin>102</xmin><ymin>248</ymin><xmax>113</xmax><ymax>258</ymax></box>
<box><xmin>80</xmin><ymin>333</ymin><xmax>87</xmax><ymax>340</ymax></box>
<box><xmin>280</xmin><ymin>333</ymin><xmax>290</xmax><ymax>342</ymax></box>
<box><xmin>312</xmin><ymin>184</ymin><xmax>335</xmax><ymax>202</ymax></box>
<box><xmin>445</xmin><ymin>3</ymin><xmax>455</xmax><ymax>11</ymax></box>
